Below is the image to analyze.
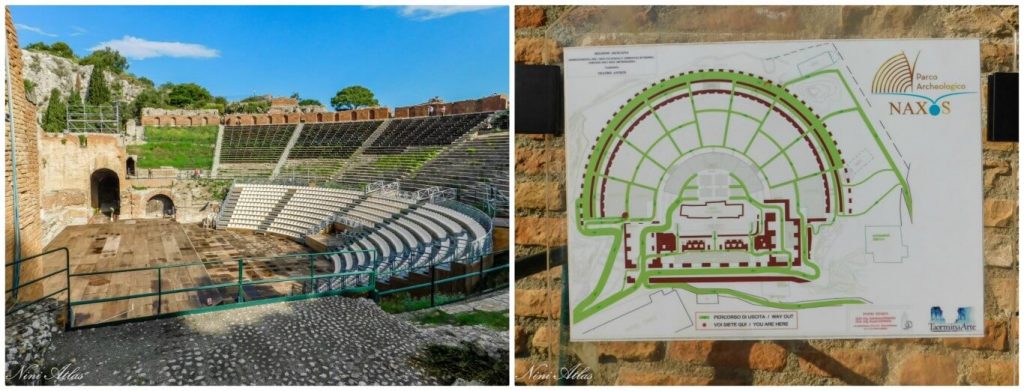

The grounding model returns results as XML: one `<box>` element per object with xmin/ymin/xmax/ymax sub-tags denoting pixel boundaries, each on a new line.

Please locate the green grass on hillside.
<box><xmin>379</xmin><ymin>292</ymin><xmax>464</xmax><ymax>313</ymax></box>
<box><xmin>127</xmin><ymin>126</ymin><xmax>218</xmax><ymax>169</ymax></box>
<box><xmin>412</xmin><ymin>309</ymin><xmax>508</xmax><ymax>331</ymax></box>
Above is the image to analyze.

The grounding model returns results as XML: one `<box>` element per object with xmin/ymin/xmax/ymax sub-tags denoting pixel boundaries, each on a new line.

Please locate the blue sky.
<box><xmin>9</xmin><ymin>6</ymin><xmax>508</xmax><ymax>108</ymax></box>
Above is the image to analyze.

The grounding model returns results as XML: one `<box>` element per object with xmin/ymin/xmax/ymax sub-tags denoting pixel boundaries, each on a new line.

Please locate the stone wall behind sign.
<box><xmin>513</xmin><ymin>5</ymin><xmax>1018</xmax><ymax>386</ymax></box>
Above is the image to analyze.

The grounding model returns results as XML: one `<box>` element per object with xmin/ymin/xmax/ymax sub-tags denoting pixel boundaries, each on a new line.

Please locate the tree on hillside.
<box><xmin>130</xmin><ymin>88</ymin><xmax>166</xmax><ymax>120</ymax></box>
<box><xmin>167</xmin><ymin>83</ymin><xmax>213</xmax><ymax>108</ymax></box>
<box><xmin>298</xmin><ymin>98</ymin><xmax>322</xmax><ymax>106</ymax></box>
<box><xmin>26</xmin><ymin>41</ymin><xmax>76</xmax><ymax>60</ymax></box>
<box><xmin>330</xmin><ymin>86</ymin><xmax>378</xmax><ymax>111</ymax></box>
<box><xmin>67</xmin><ymin>88</ymin><xmax>83</xmax><ymax>107</ymax></box>
<box><xmin>81</xmin><ymin>47</ymin><xmax>128</xmax><ymax>74</ymax></box>
<box><xmin>42</xmin><ymin>89</ymin><xmax>67</xmax><ymax>133</ymax></box>
<box><xmin>85</xmin><ymin>66</ymin><xmax>111</xmax><ymax>105</ymax></box>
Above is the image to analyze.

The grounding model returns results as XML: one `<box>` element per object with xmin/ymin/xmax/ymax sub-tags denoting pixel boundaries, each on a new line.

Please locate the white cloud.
<box><xmin>70</xmin><ymin>26</ymin><xmax>87</xmax><ymax>37</ymax></box>
<box><xmin>396</xmin><ymin>6</ymin><xmax>501</xmax><ymax>21</ymax></box>
<box><xmin>90</xmin><ymin>36</ymin><xmax>219</xmax><ymax>60</ymax></box>
<box><xmin>15</xmin><ymin>24</ymin><xmax>57</xmax><ymax>37</ymax></box>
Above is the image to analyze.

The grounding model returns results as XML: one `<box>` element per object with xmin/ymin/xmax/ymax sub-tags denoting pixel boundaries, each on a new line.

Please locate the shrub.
<box><xmin>80</xmin><ymin>47</ymin><xmax>128</xmax><ymax>74</ymax></box>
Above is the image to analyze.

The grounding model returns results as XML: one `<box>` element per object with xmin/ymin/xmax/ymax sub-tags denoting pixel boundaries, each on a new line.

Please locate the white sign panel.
<box><xmin>564</xmin><ymin>40</ymin><xmax>983</xmax><ymax>340</ymax></box>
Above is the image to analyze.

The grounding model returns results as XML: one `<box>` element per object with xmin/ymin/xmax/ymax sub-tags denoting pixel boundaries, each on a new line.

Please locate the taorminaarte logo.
<box><xmin>871</xmin><ymin>51</ymin><xmax>974</xmax><ymax>116</ymax></box>
<box><xmin>929</xmin><ymin>306</ymin><xmax>977</xmax><ymax>333</ymax></box>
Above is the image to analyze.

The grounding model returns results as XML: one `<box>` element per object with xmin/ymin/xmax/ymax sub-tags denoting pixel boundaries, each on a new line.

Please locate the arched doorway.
<box><xmin>146</xmin><ymin>194</ymin><xmax>175</xmax><ymax>218</ymax></box>
<box><xmin>126</xmin><ymin>157</ymin><xmax>136</xmax><ymax>177</ymax></box>
<box><xmin>90</xmin><ymin>169</ymin><xmax>120</xmax><ymax>217</ymax></box>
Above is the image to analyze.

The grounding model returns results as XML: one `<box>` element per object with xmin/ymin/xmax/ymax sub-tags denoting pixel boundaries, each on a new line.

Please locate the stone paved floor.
<box><xmin>43</xmin><ymin>297</ymin><xmax>444</xmax><ymax>385</ymax></box>
<box><xmin>437</xmin><ymin>289</ymin><xmax>509</xmax><ymax>314</ymax></box>
<box><xmin>398</xmin><ymin>288</ymin><xmax>509</xmax><ymax>321</ymax></box>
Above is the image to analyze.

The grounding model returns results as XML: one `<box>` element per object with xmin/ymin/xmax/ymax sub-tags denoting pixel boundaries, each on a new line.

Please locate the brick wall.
<box><xmin>514</xmin><ymin>5</ymin><xmax>1018</xmax><ymax>385</ymax></box>
<box><xmin>393</xmin><ymin>95</ymin><xmax>509</xmax><ymax>118</ymax></box>
<box><xmin>4</xmin><ymin>8</ymin><xmax>46</xmax><ymax>298</ymax></box>
<box><xmin>140</xmin><ymin>94</ymin><xmax>510</xmax><ymax>126</ymax></box>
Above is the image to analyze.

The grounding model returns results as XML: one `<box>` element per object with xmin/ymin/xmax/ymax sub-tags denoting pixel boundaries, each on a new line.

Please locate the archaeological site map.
<box><xmin>564</xmin><ymin>40</ymin><xmax>984</xmax><ymax>340</ymax></box>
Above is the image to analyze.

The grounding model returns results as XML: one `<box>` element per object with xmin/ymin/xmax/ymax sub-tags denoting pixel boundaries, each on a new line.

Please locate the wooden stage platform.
<box><xmin>45</xmin><ymin>219</ymin><xmax>333</xmax><ymax>327</ymax></box>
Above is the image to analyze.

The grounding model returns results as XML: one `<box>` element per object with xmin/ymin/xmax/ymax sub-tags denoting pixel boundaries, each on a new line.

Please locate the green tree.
<box><xmin>166</xmin><ymin>83</ymin><xmax>212</xmax><ymax>108</ymax></box>
<box><xmin>137</xmin><ymin>77</ymin><xmax>155</xmax><ymax>89</ymax></box>
<box><xmin>130</xmin><ymin>88</ymin><xmax>165</xmax><ymax>120</ymax></box>
<box><xmin>42</xmin><ymin>89</ymin><xmax>66</xmax><ymax>133</ymax></box>
<box><xmin>298</xmin><ymin>98</ymin><xmax>322</xmax><ymax>106</ymax></box>
<box><xmin>67</xmin><ymin>88</ymin><xmax>83</xmax><ymax>107</ymax></box>
<box><xmin>81</xmin><ymin>47</ymin><xmax>128</xmax><ymax>74</ymax></box>
<box><xmin>85</xmin><ymin>66</ymin><xmax>111</xmax><ymax>105</ymax></box>
<box><xmin>25</xmin><ymin>41</ymin><xmax>76</xmax><ymax>60</ymax></box>
<box><xmin>330</xmin><ymin>85</ymin><xmax>378</xmax><ymax>111</ymax></box>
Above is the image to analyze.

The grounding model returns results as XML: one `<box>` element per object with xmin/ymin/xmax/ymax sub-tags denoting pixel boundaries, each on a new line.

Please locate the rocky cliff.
<box><xmin>20</xmin><ymin>49</ymin><xmax>147</xmax><ymax>127</ymax></box>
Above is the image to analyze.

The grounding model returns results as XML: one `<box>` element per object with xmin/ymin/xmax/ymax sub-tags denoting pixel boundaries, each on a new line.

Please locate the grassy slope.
<box><xmin>127</xmin><ymin>126</ymin><xmax>219</xmax><ymax>169</ymax></box>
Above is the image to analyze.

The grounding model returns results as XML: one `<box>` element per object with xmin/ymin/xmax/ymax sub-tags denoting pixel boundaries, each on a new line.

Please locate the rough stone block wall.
<box><xmin>394</xmin><ymin>95</ymin><xmax>509</xmax><ymax>118</ymax></box>
<box><xmin>38</xmin><ymin>133</ymin><xmax>127</xmax><ymax>245</ymax></box>
<box><xmin>354</xmin><ymin>109</ymin><xmax>370</xmax><ymax>121</ymax></box>
<box><xmin>514</xmin><ymin>5</ymin><xmax>1018</xmax><ymax>386</ymax></box>
<box><xmin>4</xmin><ymin>8</ymin><xmax>45</xmax><ymax>298</ymax></box>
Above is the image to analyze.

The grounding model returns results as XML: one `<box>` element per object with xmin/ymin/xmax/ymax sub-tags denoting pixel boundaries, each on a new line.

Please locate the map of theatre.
<box><xmin>564</xmin><ymin>40</ymin><xmax>984</xmax><ymax>340</ymax></box>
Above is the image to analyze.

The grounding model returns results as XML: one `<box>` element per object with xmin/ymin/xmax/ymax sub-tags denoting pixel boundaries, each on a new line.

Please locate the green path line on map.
<box><xmin>820</xmin><ymin>107</ymin><xmax>860</xmax><ymax>123</ymax></box>
<box><xmin>723</xmin><ymin>81</ymin><xmax>736</xmax><ymax>146</ymax></box>
<box><xmin>642</xmin><ymin>281</ymin><xmax>867</xmax><ymax>309</ymax></box>
<box><xmin>847</xmin><ymin>169</ymin><xmax>893</xmax><ymax>187</ymax></box>
<box><xmin>688</xmin><ymin>82</ymin><xmax>704</xmax><ymax>147</ymax></box>
<box><xmin>743</xmin><ymin>94</ymin><xmax>779</xmax><ymax>155</ymax></box>
<box><xmin>646</xmin><ymin>99</ymin><xmax>684</xmax><ymax>156</ymax></box>
<box><xmin>786</xmin><ymin>68</ymin><xmax>912</xmax><ymax>217</ymax></box>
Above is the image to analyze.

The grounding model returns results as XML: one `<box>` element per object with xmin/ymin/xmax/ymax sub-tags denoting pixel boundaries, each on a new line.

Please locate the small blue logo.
<box><xmin>929</xmin><ymin>306</ymin><xmax>977</xmax><ymax>332</ymax></box>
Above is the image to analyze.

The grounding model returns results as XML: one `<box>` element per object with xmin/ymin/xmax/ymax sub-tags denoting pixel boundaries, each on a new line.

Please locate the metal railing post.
<box><xmin>65</xmin><ymin>250</ymin><xmax>71</xmax><ymax>330</ymax></box>
<box><xmin>156</xmin><ymin>268</ymin><xmax>162</xmax><ymax>315</ymax></box>
<box><xmin>236</xmin><ymin>259</ymin><xmax>245</xmax><ymax>303</ymax></box>
<box><xmin>479</xmin><ymin>255</ymin><xmax>486</xmax><ymax>293</ymax></box>
<box><xmin>370</xmin><ymin>251</ymin><xmax>379</xmax><ymax>302</ymax></box>
<box><xmin>308</xmin><ymin>255</ymin><xmax>315</xmax><ymax>294</ymax></box>
<box><xmin>429</xmin><ymin>263</ymin><xmax>436</xmax><ymax>307</ymax></box>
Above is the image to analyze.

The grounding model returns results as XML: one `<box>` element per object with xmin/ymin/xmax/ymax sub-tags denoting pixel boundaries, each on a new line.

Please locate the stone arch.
<box><xmin>145</xmin><ymin>194</ymin><xmax>175</xmax><ymax>218</ymax></box>
<box><xmin>90</xmin><ymin>168</ymin><xmax>120</xmax><ymax>216</ymax></box>
<box><xmin>126</xmin><ymin>157</ymin><xmax>136</xmax><ymax>177</ymax></box>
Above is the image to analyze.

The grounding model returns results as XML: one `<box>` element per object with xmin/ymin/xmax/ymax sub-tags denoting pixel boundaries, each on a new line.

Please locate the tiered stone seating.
<box><xmin>332</xmin><ymin>146</ymin><xmax>441</xmax><ymax>187</ymax></box>
<box><xmin>220</xmin><ymin>124</ymin><xmax>295</xmax><ymax>163</ymax></box>
<box><xmin>215</xmin><ymin>185</ymin><xmax>491</xmax><ymax>281</ymax></box>
<box><xmin>364</xmin><ymin>112</ymin><xmax>490</xmax><ymax>154</ymax></box>
<box><xmin>221</xmin><ymin>184</ymin><xmax>289</xmax><ymax>230</ymax></box>
<box><xmin>277</xmin><ymin>120</ymin><xmax>383</xmax><ymax>180</ymax></box>
<box><xmin>402</xmin><ymin>131</ymin><xmax>509</xmax><ymax>216</ymax></box>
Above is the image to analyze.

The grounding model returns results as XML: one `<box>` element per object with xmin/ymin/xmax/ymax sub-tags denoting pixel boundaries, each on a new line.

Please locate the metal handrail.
<box><xmin>5</xmin><ymin>247</ymin><xmax>71</xmax><ymax>330</ymax></box>
<box><xmin>65</xmin><ymin>248</ymin><xmax>379</xmax><ymax>329</ymax></box>
<box><xmin>374</xmin><ymin>248</ymin><xmax>509</xmax><ymax>308</ymax></box>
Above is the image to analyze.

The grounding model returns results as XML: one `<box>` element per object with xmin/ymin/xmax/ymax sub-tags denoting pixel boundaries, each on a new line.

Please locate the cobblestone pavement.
<box><xmin>400</xmin><ymin>289</ymin><xmax>510</xmax><ymax>321</ymax></box>
<box><xmin>439</xmin><ymin>289</ymin><xmax>509</xmax><ymax>314</ymax></box>
<box><xmin>40</xmin><ymin>297</ymin><xmax>467</xmax><ymax>385</ymax></box>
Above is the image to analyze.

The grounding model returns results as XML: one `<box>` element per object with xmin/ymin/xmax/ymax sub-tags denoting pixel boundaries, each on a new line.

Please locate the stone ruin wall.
<box><xmin>139</xmin><ymin>95</ymin><xmax>509</xmax><ymax>127</ymax></box>
<box><xmin>37</xmin><ymin>133</ymin><xmax>127</xmax><ymax>244</ymax></box>
<box><xmin>5</xmin><ymin>8</ymin><xmax>45</xmax><ymax>298</ymax></box>
<box><xmin>513</xmin><ymin>5</ymin><xmax>1018</xmax><ymax>386</ymax></box>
